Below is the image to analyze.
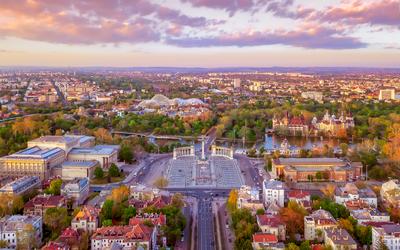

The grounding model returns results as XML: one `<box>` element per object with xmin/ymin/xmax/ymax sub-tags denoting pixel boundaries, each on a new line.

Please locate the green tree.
<box><xmin>101</xmin><ymin>199</ymin><xmax>114</xmax><ymax>221</ymax></box>
<box><xmin>45</xmin><ymin>179</ymin><xmax>62</xmax><ymax>195</ymax></box>
<box><xmin>256</xmin><ymin>208</ymin><xmax>265</xmax><ymax>215</ymax></box>
<box><xmin>119</xmin><ymin>144</ymin><xmax>134</xmax><ymax>163</ymax></box>
<box><xmin>108</xmin><ymin>163</ymin><xmax>120</xmax><ymax>177</ymax></box>
<box><xmin>94</xmin><ymin>167</ymin><xmax>104</xmax><ymax>179</ymax></box>
<box><xmin>300</xmin><ymin>240</ymin><xmax>311</xmax><ymax>250</ymax></box>
<box><xmin>122</xmin><ymin>207</ymin><xmax>137</xmax><ymax>225</ymax></box>
<box><xmin>102</xmin><ymin>219</ymin><xmax>113</xmax><ymax>226</ymax></box>
<box><xmin>43</xmin><ymin>207</ymin><xmax>70</xmax><ymax>237</ymax></box>
<box><xmin>286</xmin><ymin>243</ymin><xmax>300</xmax><ymax>250</ymax></box>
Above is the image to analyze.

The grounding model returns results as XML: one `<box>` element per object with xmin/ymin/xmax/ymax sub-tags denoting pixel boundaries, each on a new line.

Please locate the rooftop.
<box><xmin>62</xmin><ymin>160</ymin><xmax>98</xmax><ymax>168</ymax></box>
<box><xmin>3</xmin><ymin>146</ymin><xmax>64</xmax><ymax>160</ymax></box>
<box><xmin>69</xmin><ymin>145</ymin><xmax>119</xmax><ymax>155</ymax></box>
<box><xmin>325</xmin><ymin>228</ymin><xmax>356</xmax><ymax>245</ymax></box>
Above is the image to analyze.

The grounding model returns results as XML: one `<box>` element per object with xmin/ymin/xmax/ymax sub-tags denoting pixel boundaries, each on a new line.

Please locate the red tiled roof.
<box><xmin>41</xmin><ymin>241</ymin><xmax>69</xmax><ymax>250</ymax></box>
<box><xmin>257</xmin><ymin>214</ymin><xmax>283</xmax><ymax>227</ymax></box>
<box><xmin>92</xmin><ymin>224</ymin><xmax>153</xmax><ymax>242</ymax></box>
<box><xmin>252</xmin><ymin>233</ymin><xmax>278</xmax><ymax>243</ymax></box>
<box><xmin>24</xmin><ymin>195</ymin><xmax>65</xmax><ymax>209</ymax></box>
<box><xmin>288</xmin><ymin>190</ymin><xmax>310</xmax><ymax>199</ymax></box>
<box><xmin>129</xmin><ymin>213</ymin><xmax>166</xmax><ymax>226</ymax></box>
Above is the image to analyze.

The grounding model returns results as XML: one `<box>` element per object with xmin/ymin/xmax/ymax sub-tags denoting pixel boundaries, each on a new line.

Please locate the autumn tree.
<box><xmin>227</xmin><ymin>189</ymin><xmax>238</xmax><ymax>212</ymax></box>
<box><xmin>383</xmin><ymin>123</ymin><xmax>400</xmax><ymax>163</ymax></box>
<box><xmin>321</xmin><ymin>184</ymin><xmax>336</xmax><ymax>199</ymax></box>
<box><xmin>108</xmin><ymin>185</ymin><xmax>130</xmax><ymax>204</ymax></box>
<box><xmin>153</xmin><ymin>177</ymin><xmax>169</xmax><ymax>189</ymax></box>
<box><xmin>279</xmin><ymin>200</ymin><xmax>308</xmax><ymax>240</ymax></box>
<box><xmin>93</xmin><ymin>128</ymin><xmax>113</xmax><ymax>144</ymax></box>
<box><xmin>16</xmin><ymin>224</ymin><xmax>36</xmax><ymax>250</ymax></box>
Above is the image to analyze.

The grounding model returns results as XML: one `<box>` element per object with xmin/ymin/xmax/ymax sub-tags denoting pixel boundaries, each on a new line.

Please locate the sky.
<box><xmin>0</xmin><ymin>0</ymin><xmax>399</xmax><ymax>67</ymax></box>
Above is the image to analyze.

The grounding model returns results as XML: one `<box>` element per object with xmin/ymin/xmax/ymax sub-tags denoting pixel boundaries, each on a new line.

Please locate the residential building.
<box><xmin>130</xmin><ymin>184</ymin><xmax>159</xmax><ymax>201</ymax></box>
<box><xmin>0</xmin><ymin>146</ymin><xmax>65</xmax><ymax>180</ymax></box>
<box><xmin>0</xmin><ymin>176</ymin><xmax>40</xmax><ymax>196</ymax></box>
<box><xmin>381</xmin><ymin>180</ymin><xmax>400</xmax><ymax>208</ymax></box>
<box><xmin>372</xmin><ymin>222</ymin><xmax>400</xmax><ymax>250</ymax></box>
<box><xmin>263</xmin><ymin>180</ymin><xmax>285</xmax><ymax>207</ymax></box>
<box><xmin>61</xmin><ymin>178</ymin><xmax>90</xmax><ymax>206</ymax></box>
<box><xmin>71</xmin><ymin>205</ymin><xmax>101</xmax><ymax>234</ymax></box>
<box><xmin>61</xmin><ymin>161</ymin><xmax>99</xmax><ymax>181</ymax></box>
<box><xmin>237</xmin><ymin>185</ymin><xmax>264</xmax><ymax>212</ymax></box>
<box><xmin>24</xmin><ymin>195</ymin><xmax>66</xmax><ymax>216</ymax></box>
<box><xmin>272</xmin><ymin>158</ymin><xmax>362</xmax><ymax>182</ymax></box>
<box><xmin>67</xmin><ymin>145</ymin><xmax>119</xmax><ymax>168</ymax></box>
<box><xmin>304</xmin><ymin>209</ymin><xmax>337</xmax><ymax>241</ymax></box>
<box><xmin>129</xmin><ymin>213</ymin><xmax>167</xmax><ymax>228</ymax></box>
<box><xmin>272</xmin><ymin>113</ymin><xmax>309</xmax><ymax>136</ymax></box>
<box><xmin>301</xmin><ymin>91</ymin><xmax>323</xmax><ymax>103</ymax></box>
<box><xmin>334</xmin><ymin>183</ymin><xmax>377</xmax><ymax>207</ymax></box>
<box><xmin>324</xmin><ymin>228</ymin><xmax>357</xmax><ymax>250</ymax></box>
<box><xmin>287</xmin><ymin>190</ymin><xmax>311</xmax><ymax>209</ymax></box>
<box><xmin>350</xmin><ymin>209</ymin><xmax>390</xmax><ymax>224</ymax></box>
<box><xmin>91</xmin><ymin>224</ymin><xmax>155</xmax><ymax>250</ymax></box>
<box><xmin>0</xmin><ymin>215</ymin><xmax>42</xmax><ymax>248</ymax></box>
<box><xmin>42</xmin><ymin>241</ymin><xmax>70</xmax><ymax>250</ymax></box>
<box><xmin>256</xmin><ymin>214</ymin><xmax>286</xmax><ymax>241</ymax></box>
<box><xmin>252</xmin><ymin>233</ymin><xmax>285</xmax><ymax>250</ymax></box>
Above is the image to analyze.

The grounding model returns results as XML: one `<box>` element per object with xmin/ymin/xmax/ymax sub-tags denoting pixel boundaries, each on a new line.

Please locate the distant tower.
<box><xmin>233</xmin><ymin>78</ymin><xmax>241</xmax><ymax>89</ymax></box>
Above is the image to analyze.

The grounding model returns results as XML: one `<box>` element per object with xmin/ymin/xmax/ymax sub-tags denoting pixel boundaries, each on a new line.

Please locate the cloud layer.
<box><xmin>0</xmin><ymin>0</ymin><xmax>398</xmax><ymax>49</ymax></box>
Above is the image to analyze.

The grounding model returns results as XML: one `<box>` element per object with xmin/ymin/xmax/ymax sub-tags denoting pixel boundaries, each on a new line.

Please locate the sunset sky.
<box><xmin>0</xmin><ymin>0</ymin><xmax>399</xmax><ymax>67</ymax></box>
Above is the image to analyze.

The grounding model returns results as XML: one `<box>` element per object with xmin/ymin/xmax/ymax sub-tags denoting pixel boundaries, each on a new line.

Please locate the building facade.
<box><xmin>263</xmin><ymin>180</ymin><xmax>285</xmax><ymax>207</ymax></box>
<box><xmin>61</xmin><ymin>178</ymin><xmax>90</xmax><ymax>206</ymax></box>
<box><xmin>0</xmin><ymin>146</ymin><xmax>65</xmax><ymax>180</ymax></box>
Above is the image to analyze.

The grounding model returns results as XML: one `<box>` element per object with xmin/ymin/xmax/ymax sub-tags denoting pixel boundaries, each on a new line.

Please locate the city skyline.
<box><xmin>0</xmin><ymin>0</ymin><xmax>399</xmax><ymax>67</ymax></box>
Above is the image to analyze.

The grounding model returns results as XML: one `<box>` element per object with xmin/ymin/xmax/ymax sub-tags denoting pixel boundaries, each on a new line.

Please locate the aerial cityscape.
<box><xmin>0</xmin><ymin>0</ymin><xmax>400</xmax><ymax>250</ymax></box>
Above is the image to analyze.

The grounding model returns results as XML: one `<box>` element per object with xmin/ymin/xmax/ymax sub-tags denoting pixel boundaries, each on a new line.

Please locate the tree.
<box><xmin>256</xmin><ymin>208</ymin><xmax>265</xmax><ymax>215</ymax></box>
<box><xmin>383</xmin><ymin>123</ymin><xmax>400</xmax><ymax>163</ymax></box>
<box><xmin>93</xmin><ymin>128</ymin><xmax>113</xmax><ymax>144</ymax></box>
<box><xmin>122</xmin><ymin>207</ymin><xmax>137</xmax><ymax>225</ymax></box>
<box><xmin>153</xmin><ymin>177</ymin><xmax>169</xmax><ymax>189</ymax></box>
<box><xmin>339</xmin><ymin>143</ymin><xmax>349</xmax><ymax>156</ymax></box>
<box><xmin>102</xmin><ymin>219</ymin><xmax>113</xmax><ymax>226</ymax></box>
<box><xmin>44</xmin><ymin>207</ymin><xmax>70</xmax><ymax>237</ymax></box>
<box><xmin>227</xmin><ymin>189</ymin><xmax>238</xmax><ymax>212</ymax></box>
<box><xmin>94</xmin><ymin>167</ymin><xmax>104</xmax><ymax>179</ymax></box>
<box><xmin>16</xmin><ymin>224</ymin><xmax>36</xmax><ymax>250</ymax></box>
<box><xmin>321</xmin><ymin>184</ymin><xmax>336</xmax><ymax>199</ymax></box>
<box><xmin>45</xmin><ymin>179</ymin><xmax>62</xmax><ymax>195</ymax></box>
<box><xmin>108</xmin><ymin>163</ymin><xmax>120</xmax><ymax>177</ymax></box>
<box><xmin>171</xmin><ymin>193</ymin><xmax>185</xmax><ymax>209</ymax></box>
<box><xmin>108</xmin><ymin>185</ymin><xmax>130</xmax><ymax>204</ymax></box>
<box><xmin>279</xmin><ymin>200</ymin><xmax>308</xmax><ymax>240</ymax></box>
<box><xmin>286</xmin><ymin>243</ymin><xmax>300</xmax><ymax>250</ymax></box>
<box><xmin>101</xmin><ymin>200</ymin><xmax>114</xmax><ymax>221</ymax></box>
<box><xmin>300</xmin><ymin>241</ymin><xmax>311</xmax><ymax>250</ymax></box>
<box><xmin>119</xmin><ymin>144</ymin><xmax>134</xmax><ymax>163</ymax></box>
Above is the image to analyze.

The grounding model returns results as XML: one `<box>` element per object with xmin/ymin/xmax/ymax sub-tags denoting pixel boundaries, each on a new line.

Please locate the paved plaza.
<box><xmin>166</xmin><ymin>145</ymin><xmax>244</xmax><ymax>188</ymax></box>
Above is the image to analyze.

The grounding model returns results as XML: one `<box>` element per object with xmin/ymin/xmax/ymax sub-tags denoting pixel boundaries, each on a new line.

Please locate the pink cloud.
<box><xmin>317</xmin><ymin>0</ymin><xmax>400</xmax><ymax>26</ymax></box>
<box><xmin>166</xmin><ymin>25</ymin><xmax>367</xmax><ymax>49</ymax></box>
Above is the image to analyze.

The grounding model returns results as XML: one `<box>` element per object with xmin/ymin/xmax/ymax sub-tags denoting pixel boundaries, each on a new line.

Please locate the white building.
<box><xmin>372</xmin><ymin>223</ymin><xmax>400</xmax><ymax>250</ymax></box>
<box><xmin>237</xmin><ymin>185</ymin><xmax>264</xmax><ymax>212</ymax></box>
<box><xmin>0</xmin><ymin>215</ymin><xmax>42</xmax><ymax>249</ymax></box>
<box><xmin>61</xmin><ymin>178</ymin><xmax>89</xmax><ymax>206</ymax></box>
<box><xmin>61</xmin><ymin>161</ymin><xmax>99</xmax><ymax>181</ymax></box>
<box><xmin>334</xmin><ymin>183</ymin><xmax>377</xmax><ymax>207</ymax></box>
<box><xmin>304</xmin><ymin>209</ymin><xmax>337</xmax><ymax>241</ymax></box>
<box><xmin>0</xmin><ymin>176</ymin><xmax>40</xmax><ymax>196</ymax></box>
<box><xmin>262</xmin><ymin>180</ymin><xmax>285</xmax><ymax>207</ymax></box>
<box><xmin>67</xmin><ymin>145</ymin><xmax>119</xmax><ymax>169</ymax></box>
<box><xmin>233</xmin><ymin>78</ymin><xmax>241</xmax><ymax>88</ymax></box>
<box><xmin>379</xmin><ymin>89</ymin><xmax>396</xmax><ymax>100</ymax></box>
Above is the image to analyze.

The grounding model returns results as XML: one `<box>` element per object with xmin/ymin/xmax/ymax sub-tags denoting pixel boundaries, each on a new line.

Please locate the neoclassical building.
<box><xmin>0</xmin><ymin>146</ymin><xmax>66</xmax><ymax>180</ymax></box>
<box><xmin>272</xmin><ymin>158</ymin><xmax>362</xmax><ymax>182</ymax></box>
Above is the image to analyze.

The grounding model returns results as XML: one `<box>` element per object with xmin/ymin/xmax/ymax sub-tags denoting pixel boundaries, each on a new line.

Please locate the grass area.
<box><xmin>90</xmin><ymin>172</ymin><xmax>126</xmax><ymax>185</ymax></box>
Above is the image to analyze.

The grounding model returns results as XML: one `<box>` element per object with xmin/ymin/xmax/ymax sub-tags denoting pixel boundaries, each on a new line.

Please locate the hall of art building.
<box><xmin>272</xmin><ymin>158</ymin><xmax>362</xmax><ymax>182</ymax></box>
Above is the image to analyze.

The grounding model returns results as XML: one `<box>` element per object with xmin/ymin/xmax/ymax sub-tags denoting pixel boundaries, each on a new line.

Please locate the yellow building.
<box><xmin>0</xmin><ymin>147</ymin><xmax>65</xmax><ymax>180</ymax></box>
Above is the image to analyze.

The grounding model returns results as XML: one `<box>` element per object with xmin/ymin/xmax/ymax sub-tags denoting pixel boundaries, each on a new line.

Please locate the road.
<box><xmin>169</xmin><ymin>189</ymin><xmax>229</xmax><ymax>250</ymax></box>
